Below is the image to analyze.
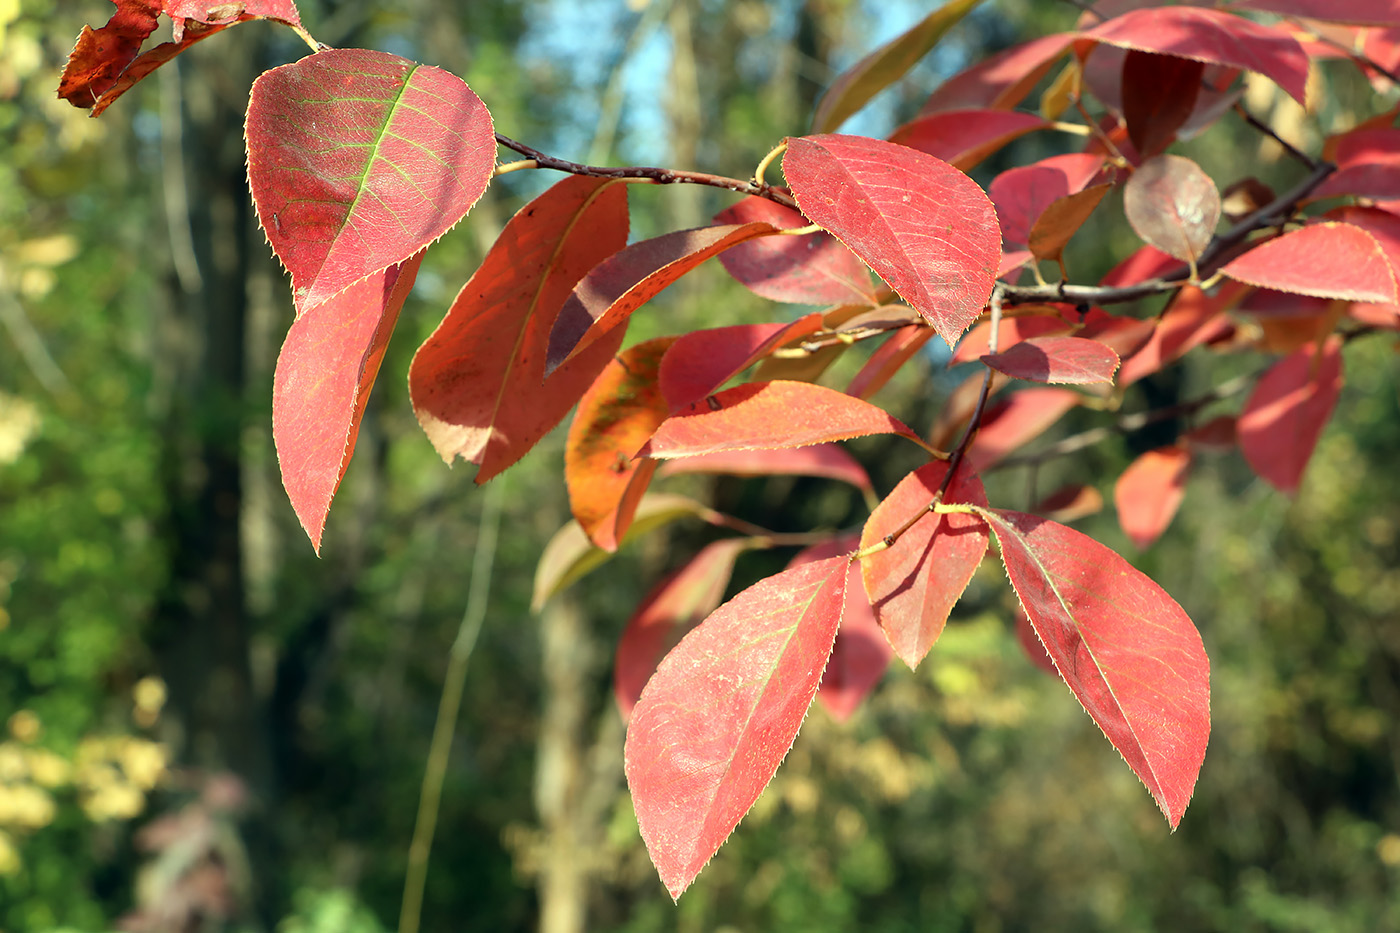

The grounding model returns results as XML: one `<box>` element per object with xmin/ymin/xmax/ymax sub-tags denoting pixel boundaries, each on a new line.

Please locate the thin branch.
<box><xmin>990</xmin><ymin>370</ymin><xmax>1257</xmax><ymax>472</ymax></box>
<box><xmin>159</xmin><ymin>62</ymin><xmax>203</xmax><ymax>295</ymax></box>
<box><xmin>0</xmin><ymin>291</ymin><xmax>70</xmax><ymax>395</ymax></box>
<box><xmin>857</xmin><ymin>287</ymin><xmax>1005</xmax><ymax>560</ymax></box>
<box><xmin>400</xmin><ymin>476</ymin><xmax>505</xmax><ymax>933</ymax></box>
<box><xmin>1234</xmin><ymin>102</ymin><xmax>1318</xmax><ymax>170</ymax></box>
<box><xmin>494</xmin><ymin>133</ymin><xmax>799</xmax><ymax>209</ymax></box>
<box><xmin>587</xmin><ymin>0</ymin><xmax>672</xmax><ymax>165</ymax></box>
<box><xmin>1000</xmin><ymin>158</ymin><xmax>1336</xmax><ymax>309</ymax></box>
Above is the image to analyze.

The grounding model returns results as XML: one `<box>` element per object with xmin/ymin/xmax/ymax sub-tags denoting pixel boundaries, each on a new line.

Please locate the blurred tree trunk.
<box><xmin>145</xmin><ymin>33</ymin><xmax>273</xmax><ymax>923</ymax></box>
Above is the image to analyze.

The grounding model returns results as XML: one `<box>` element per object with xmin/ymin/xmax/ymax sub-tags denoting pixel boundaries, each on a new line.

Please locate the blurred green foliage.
<box><xmin>2</xmin><ymin>0</ymin><xmax>1399</xmax><ymax>931</ymax></box>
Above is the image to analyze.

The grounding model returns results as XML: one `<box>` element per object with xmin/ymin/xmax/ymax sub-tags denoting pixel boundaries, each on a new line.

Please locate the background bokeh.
<box><xmin>3</xmin><ymin>0</ymin><xmax>1400</xmax><ymax>930</ymax></box>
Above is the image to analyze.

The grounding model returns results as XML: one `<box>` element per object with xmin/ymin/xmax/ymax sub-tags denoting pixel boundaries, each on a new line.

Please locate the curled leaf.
<box><xmin>1123</xmin><ymin>155</ymin><xmax>1221</xmax><ymax>264</ymax></box>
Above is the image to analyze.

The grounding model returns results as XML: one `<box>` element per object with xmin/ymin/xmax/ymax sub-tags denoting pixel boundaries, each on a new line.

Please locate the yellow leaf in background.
<box><xmin>0</xmin><ymin>392</ymin><xmax>39</xmax><ymax>465</ymax></box>
<box><xmin>0</xmin><ymin>829</ymin><xmax>20</xmax><ymax>876</ymax></box>
<box><xmin>14</xmin><ymin>235</ymin><xmax>78</xmax><ymax>267</ymax></box>
<box><xmin>7</xmin><ymin>709</ymin><xmax>39</xmax><ymax>742</ymax></box>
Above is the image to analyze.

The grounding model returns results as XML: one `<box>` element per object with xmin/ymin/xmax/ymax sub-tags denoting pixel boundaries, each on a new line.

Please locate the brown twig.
<box><xmin>1234</xmin><ymin>102</ymin><xmax>1318</xmax><ymax>170</ymax></box>
<box><xmin>988</xmin><ymin>370</ymin><xmax>1254</xmax><ymax>472</ymax></box>
<box><xmin>857</xmin><ymin>286</ymin><xmax>1006</xmax><ymax>559</ymax></box>
<box><xmin>1000</xmin><ymin>158</ymin><xmax>1336</xmax><ymax>309</ymax></box>
<box><xmin>494</xmin><ymin>133</ymin><xmax>800</xmax><ymax>210</ymax></box>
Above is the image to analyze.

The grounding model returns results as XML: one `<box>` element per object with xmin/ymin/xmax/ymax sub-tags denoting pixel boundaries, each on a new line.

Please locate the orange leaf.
<box><xmin>1115</xmin><ymin>445</ymin><xmax>1192</xmax><ymax>549</ymax></box>
<box><xmin>410</xmin><ymin>176</ymin><xmax>630</xmax><ymax>482</ymax></box>
<box><xmin>566</xmin><ymin>338</ymin><xmax>676</xmax><ymax>552</ymax></box>
<box><xmin>641</xmin><ymin>381</ymin><xmax>922</xmax><ymax>459</ymax></box>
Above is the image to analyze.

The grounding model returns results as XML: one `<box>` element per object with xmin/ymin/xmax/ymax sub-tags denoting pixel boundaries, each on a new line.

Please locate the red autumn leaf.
<box><xmin>546</xmin><ymin>223</ymin><xmax>782</xmax><ymax>374</ymax></box>
<box><xmin>641</xmin><ymin>381</ymin><xmax>922</xmax><ymax>459</ymax></box>
<box><xmin>1228</xmin><ymin>0</ymin><xmax>1400</xmax><ymax>27</ymax></box>
<box><xmin>1101</xmin><ymin>244</ymin><xmax>1179</xmax><ymax>287</ymax></box>
<box><xmin>968</xmin><ymin>387</ymin><xmax>1082</xmax><ymax>469</ymax></box>
<box><xmin>657</xmin><ymin>315</ymin><xmax>824</xmax><ymax>412</ymax></box>
<box><xmin>889</xmin><ymin>110</ymin><xmax>1047</xmax><ymax>171</ymax></box>
<box><xmin>247</xmin><ymin>49</ymin><xmax>495</xmax><ymax>316</ymax></box>
<box><xmin>1221</xmin><ymin>223</ymin><xmax>1398</xmax><ymax>303</ymax></box>
<box><xmin>714</xmin><ymin>198</ymin><xmax>874</xmax><ymax>305</ymax></box>
<box><xmin>1238</xmin><ymin>337</ymin><xmax>1344</xmax><ymax>494</ymax></box>
<box><xmin>1013</xmin><ymin>608</ymin><xmax>1059</xmax><ymax>676</ymax></box>
<box><xmin>930</xmin><ymin>370</ymin><xmax>1008</xmax><ymax>451</ymax></box>
<box><xmin>998</xmin><ymin>250</ymin><xmax>1034</xmax><ymax>278</ymax></box>
<box><xmin>1117</xmin><ymin>283</ymin><xmax>1241</xmax><ymax>385</ymax></box>
<box><xmin>784</xmin><ymin>134</ymin><xmax>1001</xmax><ymax>345</ymax></box>
<box><xmin>1309</xmin><ymin>128</ymin><xmax>1400</xmax><ymax>201</ymax></box>
<box><xmin>1033</xmin><ymin>484</ymin><xmax>1105</xmax><ymax>523</ymax></box>
<box><xmin>1077</xmin><ymin>309</ymin><xmax>1159</xmax><ymax>362</ymax></box>
<box><xmin>1083</xmin><ymin>6</ymin><xmax>1308</xmax><ymax>105</ymax></box>
<box><xmin>626</xmin><ymin>556</ymin><xmax>848</xmax><ymax>899</ymax></box>
<box><xmin>951</xmin><ymin>311</ymin><xmax>1072</xmax><ymax>365</ymax></box>
<box><xmin>847</xmin><ymin>325</ymin><xmax>937</xmax><ymax>399</ymax></box>
<box><xmin>1328</xmin><ymin>126</ymin><xmax>1400</xmax><ymax>167</ymax></box>
<box><xmin>859</xmin><ymin>462</ymin><xmax>990</xmax><ymax>669</ymax></box>
<box><xmin>1028</xmin><ymin>184</ymin><xmax>1113</xmax><ymax>265</ymax></box>
<box><xmin>750</xmin><ymin>304</ymin><xmax>869</xmax><ymax>386</ymax></box>
<box><xmin>1115</xmin><ymin>445</ymin><xmax>1192</xmax><ymax>549</ymax></box>
<box><xmin>979</xmin><ymin>508</ymin><xmax>1210</xmax><ymax>828</ymax></box>
<box><xmin>812</xmin><ymin>0</ymin><xmax>984</xmax><ymax>132</ymax></box>
<box><xmin>566</xmin><ymin>338</ymin><xmax>676</xmax><ymax>552</ymax></box>
<box><xmin>790</xmin><ymin>534</ymin><xmax>892</xmax><ymax>722</ymax></box>
<box><xmin>1309</xmin><ymin>167</ymin><xmax>1400</xmax><ymax>203</ymax></box>
<box><xmin>1184</xmin><ymin>415</ymin><xmax>1237</xmax><ymax>451</ymax></box>
<box><xmin>614</xmin><ymin>538</ymin><xmax>754</xmax><ymax>721</ymax></box>
<box><xmin>409</xmin><ymin>176</ymin><xmax>630</xmax><ymax>482</ymax></box>
<box><xmin>532</xmin><ymin>494</ymin><xmax>712</xmax><ymax>610</ymax></box>
<box><xmin>1122</xmin><ymin>50</ymin><xmax>1205</xmax><ymax>157</ymax></box>
<box><xmin>981</xmin><ymin>336</ymin><xmax>1121</xmax><ymax>385</ymax></box>
<box><xmin>1123</xmin><ymin>155</ymin><xmax>1222</xmax><ymax>264</ymax></box>
<box><xmin>989</xmin><ymin>154</ymin><xmax>1108</xmax><ymax>248</ymax></box>
<box><xmin>1324</xmin><ymin>206</ymin><xmax>1400</xmax><ymax>277</ymax></box>
<box><xmin>920</xmin><ymin>33</ymin><xmax>1074</xmax><ymax>113</ymax></box>
<box><xmin>658</xmin><ymin>445</ymin><xmax>873</xmax><ymax>493</ymax></box>
<box><xmin>273</xmin><ymin>251</ymin><xmax>424</xmax><ymax>552</ymax></box>
<box><xmin>60</xmin><ymin>0</ymin><xmax>307</xmax><ymax>115</ymax></box>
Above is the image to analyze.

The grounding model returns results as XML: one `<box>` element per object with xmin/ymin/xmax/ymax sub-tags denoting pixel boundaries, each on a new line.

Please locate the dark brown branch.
<box><xmin>989</xmin><ymin>370</ymin><xmax>1256</xmax><ymax>472</ymax></box>
<box><xmin>1000</xmin><ymin>158</ymin><xmax>1336</xmax><ymax>309</ymax></box>
<box><xmin>1234</xmin><ymin>103</ymin><xmax>1318</xmax><ymax>170</ymax></box>
<box><xmin>494</xmin><ymin>133</ymin><xmax>799</xmax><ymax>209</ymax></box>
